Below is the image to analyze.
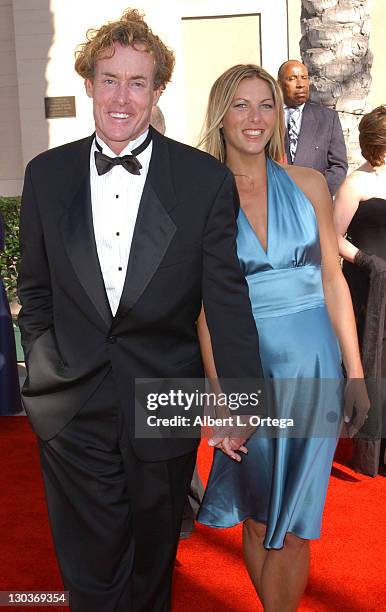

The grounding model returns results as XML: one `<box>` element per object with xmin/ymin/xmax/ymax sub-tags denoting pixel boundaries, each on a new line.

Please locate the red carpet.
<box><xmin>0</xmin><ymin>417</ymin><xmax>385</xmax><ymax>611</ymax></box>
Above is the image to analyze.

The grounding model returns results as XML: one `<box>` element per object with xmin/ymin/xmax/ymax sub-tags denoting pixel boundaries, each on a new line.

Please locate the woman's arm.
<box><xmin>335</xmin><ymin>172</ymin><xmax>386</xmax><ymax>275</ymax></box>
<box><xmin>197</xmin><ymin>306</ymin><xmax>218</xmax><ymax>380</ymax></box>
<box><xmin>289</xmin><ymin>167</ymin><xmax>369</xmax><ymax>434</ymax></box>
<box><xmin>333</xmin><ymin>173</ymin><xmax>362</xmax><ymax>263</ymax></box>
<box><xmin>293</xmin><ymin>168</ymin><xmax>363</xmax><ymax>375</ymax></box>
<box><xmin>197</xmin><ymin>307</ymin><xmax>249</xmax><ymax>461</ymax></box>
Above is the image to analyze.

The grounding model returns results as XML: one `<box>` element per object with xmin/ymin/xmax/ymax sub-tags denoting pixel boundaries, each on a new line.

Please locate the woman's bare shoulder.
<box><xmin>336</xmin><ymin>163</ymin><xmax>379</xmax><ymax>202</ymax></box>
<box><xmin>279</xmin><ymin>164</ymin><xmax>329</xmax><ymax>208</ymax></box>
<box><xmin>345</xmin><ymin>166</ymin><xmax>369</xmax><ymax>187</ymax></box>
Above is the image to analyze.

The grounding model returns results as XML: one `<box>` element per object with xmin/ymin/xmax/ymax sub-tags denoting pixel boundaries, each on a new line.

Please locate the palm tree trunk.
<box><xmin>300</xmin><ymin>0</ymin><xmax>373</xmax><ymax>170</ymax></box>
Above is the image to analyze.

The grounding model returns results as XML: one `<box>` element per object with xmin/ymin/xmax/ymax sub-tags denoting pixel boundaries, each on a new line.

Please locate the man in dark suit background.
<box><xmin>278</xmin><ymin>60</ymin><xmax>348</xmax><ymax>196</ymax></box>
<box><xmin>18</xmin><ymin>9</ymin><xmax>262</xmax><ymax>612</ymax></box>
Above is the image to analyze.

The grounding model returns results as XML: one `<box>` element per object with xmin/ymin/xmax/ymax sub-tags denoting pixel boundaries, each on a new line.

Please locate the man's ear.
<box><xmin>85</xmin><ymin>79</ymin><xmax>93</xmax><ymax>98</ymax></box>
<box><xmin>153</xmin><ymin>85</ymin><xmax>163</xmax><ymax>106</ymax></box>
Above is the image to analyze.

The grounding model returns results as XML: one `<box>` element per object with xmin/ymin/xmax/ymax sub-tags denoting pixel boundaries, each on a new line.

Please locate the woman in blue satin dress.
<box><xmin>196</xmin><ymin>65</ymin><xmax>369</xmax><ymax>611</ymax></box>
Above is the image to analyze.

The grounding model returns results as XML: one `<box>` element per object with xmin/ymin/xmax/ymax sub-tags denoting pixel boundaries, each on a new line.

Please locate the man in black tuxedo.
<box><xmin>18</xmin><ymin>9</ymin><xmax>261</xmax><ymax>612</ymax></box>
<box><xmin>278</xmin><ymin>60</ymin><xmax>348</xmax><ymax>196</ymax></box>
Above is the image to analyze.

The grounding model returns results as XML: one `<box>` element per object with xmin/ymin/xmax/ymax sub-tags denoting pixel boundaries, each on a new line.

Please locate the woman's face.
<box><xmin>221</xmin><ymin>77</ymin><xmax>276</xmax><ymax>159</ymax></box>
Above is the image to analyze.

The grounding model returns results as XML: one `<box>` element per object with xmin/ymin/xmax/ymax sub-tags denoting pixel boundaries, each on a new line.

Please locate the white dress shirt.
<box><xmin>90</xmin><ymin>130</ymin><xmax>152</xmax><ymax>316</ymax></box>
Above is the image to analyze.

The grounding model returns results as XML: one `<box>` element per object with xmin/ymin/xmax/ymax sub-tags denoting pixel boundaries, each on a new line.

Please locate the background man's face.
<box><xmin>85</xmin><ymin>42</ymin><xmax>161</xmax><ymax>154</ymax></box>
<box><xmin>279</xmin><ymin>62</ymin><xmax>309</xmax><ymax>107</ymax></box>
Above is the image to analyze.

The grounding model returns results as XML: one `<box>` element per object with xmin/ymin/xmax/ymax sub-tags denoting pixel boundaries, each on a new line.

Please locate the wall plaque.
<box><xmin>44</xmin><ymin>96</ymin><xmax>76</xmax><ymax>119</ymax></box>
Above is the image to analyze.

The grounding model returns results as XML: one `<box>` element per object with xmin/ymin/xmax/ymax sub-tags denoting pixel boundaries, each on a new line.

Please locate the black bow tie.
<box><xmin>94</xmin><ymin>130</ymin><xmax>152</xmax><ymax>176</ymax></box>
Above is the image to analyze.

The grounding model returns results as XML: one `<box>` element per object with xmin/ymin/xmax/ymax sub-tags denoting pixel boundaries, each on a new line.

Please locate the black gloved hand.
<box><xmin>354</xmin><ymin>250</ymin><xmax>386</xmax><ymax>275</ymax></box>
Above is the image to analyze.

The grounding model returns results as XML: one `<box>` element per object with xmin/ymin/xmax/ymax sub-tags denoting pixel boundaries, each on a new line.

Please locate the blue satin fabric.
<box><xmin>198</xmin><ymin>158</ymin><xmax>342</xmax><ymax>549</ymax></box>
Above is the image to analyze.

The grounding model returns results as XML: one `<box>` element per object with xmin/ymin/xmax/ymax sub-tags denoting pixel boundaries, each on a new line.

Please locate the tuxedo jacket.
<box><xmin>285</xmin><ymin>101</ymin><xmax>348</xmax><ymax>196</ymax></box>
<box><xmin>18</xmin><ymin>127</ymin><xmax>262</xmax><ymax>460</ymax></box>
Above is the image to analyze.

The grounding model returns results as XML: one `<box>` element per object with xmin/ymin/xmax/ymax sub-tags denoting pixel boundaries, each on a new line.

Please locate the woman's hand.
<box><xmin>208</xmin><ymin>434</ymin><xmax>248</xmax><ymax>462</ymax></box>
<box><xmin>343</xmin><ymin>378</ymin><xmax>371</xmax><ymax>438</ymax></box>
<box><xmin>208</xmin><ymin>416</ymin><xmax>257</xmax><ymax>461</ymax></box>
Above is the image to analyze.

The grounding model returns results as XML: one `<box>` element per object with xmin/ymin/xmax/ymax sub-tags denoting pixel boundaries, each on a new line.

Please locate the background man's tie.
<box><xmin>288</xmin><ymin>107</ymin><xmax>300</xmax><ymax>163</ymax></box>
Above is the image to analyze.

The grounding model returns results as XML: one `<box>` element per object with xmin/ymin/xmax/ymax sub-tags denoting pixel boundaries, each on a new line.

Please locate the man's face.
<box><xmin>279</xmin><ymin>62</ymin><xmax>309</xmax><ymax>107</ymax></box>
<box><xmin>85</xmin><ymin>42</ymin><xmax>162</xmax><ymax>154</ymax></box>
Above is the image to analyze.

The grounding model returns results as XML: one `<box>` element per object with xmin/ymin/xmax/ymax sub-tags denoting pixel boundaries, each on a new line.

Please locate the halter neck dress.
<box><xmin>198</xmin><ymin>158</ymin><xmax>343</xmax><ymax>549</ymax></box>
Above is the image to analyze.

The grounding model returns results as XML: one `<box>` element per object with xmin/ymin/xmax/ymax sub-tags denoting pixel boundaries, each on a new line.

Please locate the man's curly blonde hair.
<box><xmin>75</xmin><ymin>8</ymin><xmax>175</xmax><ymax>89</ymax></box>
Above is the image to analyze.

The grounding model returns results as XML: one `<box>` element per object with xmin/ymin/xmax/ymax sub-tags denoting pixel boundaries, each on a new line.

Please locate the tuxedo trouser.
<box><xmin>38</xmin><ymin>372</ymin><xmax>196</xmax><ymax>612</ymax></box>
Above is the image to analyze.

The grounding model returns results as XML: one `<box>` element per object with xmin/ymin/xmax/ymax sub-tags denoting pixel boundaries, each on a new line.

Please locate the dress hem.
<box><xmin>197</xmin><ymin>516</ymin><xmax>321</xmax><ymax>550</ymax></box>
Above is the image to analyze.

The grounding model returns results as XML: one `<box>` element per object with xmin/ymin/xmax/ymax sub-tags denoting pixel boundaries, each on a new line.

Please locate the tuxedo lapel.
<box><xmin>60</xmin><ymin>136</ymin><xmax>112</xmax><ymax>329</ymax></box>
<box><xmin>114</xmin><ymin>129</ymin><xmax>177</xmax><ymax>321</ymax></box>
<box><xmin>294</xmin><ymin>103</ymin><xmax>318</xmax><ymax>166</ymax></box>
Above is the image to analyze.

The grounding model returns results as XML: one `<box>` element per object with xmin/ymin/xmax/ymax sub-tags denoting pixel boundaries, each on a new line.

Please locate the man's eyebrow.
<box><xmin>100</xmin><ymin>72</ymin><xmax>148</xmax><ymax>81</ymax></box>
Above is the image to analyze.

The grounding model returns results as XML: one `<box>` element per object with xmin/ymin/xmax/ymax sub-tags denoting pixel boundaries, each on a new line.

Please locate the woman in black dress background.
<box><xmin>0</xmin><ymin>212</ymin><xmax>22</xmax><ymax>415</ymax></box>
<box><xmin>334</xmin><ymin>105</ymin><xmax>386</xmax><ymax>476</ymax></box>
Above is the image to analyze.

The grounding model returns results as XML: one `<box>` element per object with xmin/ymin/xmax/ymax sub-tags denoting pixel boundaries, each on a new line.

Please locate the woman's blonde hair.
<box><xmin>359</xmin><ymin>105</ymin><xmax>386</xmax><ymax>167</ymax></box>
<box><xmin>75</xmin><ymin>8</ymin><xmax>175</xmax><ymax>89</ymax></box>
<box><xmin>198</xmin><ymin>64</ymin><xmax>285</xmax><ymax>163</ymax></box>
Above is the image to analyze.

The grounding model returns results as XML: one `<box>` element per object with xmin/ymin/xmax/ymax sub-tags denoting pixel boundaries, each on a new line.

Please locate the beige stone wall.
<box><xmin>7</xmin><ymin>0</ymin><xmax>384</xmax><ymax>192</ymax></box>
<box><xmin>0</xmin><ymin>0</ymin><xmax>23</xmax><ymax>195</ymax></box>
<box><xmin>0</xmin><ymin>0</ymin><xmax>288</xmax><ymax>196</ymax></box>
<box><xmin>287</xmin><ymin>0</ymin><xmax>302</xmax><ymax>61</ymax></box>
<box><xmin>368</xmin><ymin>0</ymin><xmax>386</xmax><ymax>111</ymax></box>
<box><xmin>182</xmin><ymin>14</ymin><xmax>261</xmax><ymax>146</ymax></box>
<box><xmin>285</xmin><ymin>0</ymin><xmax>385</xmax><ymax>172</ymax></box>
<box><xmin>12</xmin><ymin>0</ymin><xmax>53</xmax><ymax>173</ymax></box>
<box><xmin>287</xmin><ymin>0</ymin><xmax>385</xmax><ymax>109</ymax></box>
